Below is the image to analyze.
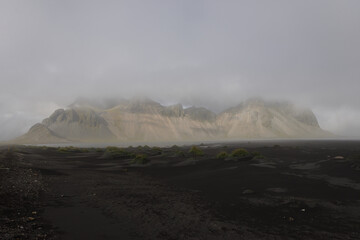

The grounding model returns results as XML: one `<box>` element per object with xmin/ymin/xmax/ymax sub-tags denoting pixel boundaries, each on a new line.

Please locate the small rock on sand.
<box><xmin>242</xmin><ymin>189</ymin><xmax>254</xmax><ymax>194</ymax></box>
<box><xmin>266</xmin><ymin>187</ymin><xmax>287</xmax><ymax>193</ymax></box>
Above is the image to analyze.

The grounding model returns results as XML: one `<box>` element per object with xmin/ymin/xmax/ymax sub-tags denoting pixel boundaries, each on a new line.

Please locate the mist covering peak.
<box><xmin>15</xmin><ymin>98</ymin><xmax>332</xmax><ymax>143</ymax></box>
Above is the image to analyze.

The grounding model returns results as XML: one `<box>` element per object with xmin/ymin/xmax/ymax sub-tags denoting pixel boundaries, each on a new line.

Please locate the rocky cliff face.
<box><xmin>41</xmin><ymin>108</ymin><xmax>115</xmax><ymax>141</ymax></box>
<box><xmin>16</xmin><ymin>98</ymin><xmax>332</xmax><ymax>143</ymax></box>
<box><xmin>217</xmin><ymin>99</ymin><xmax>326</xmax><ymax>139</ymax></box>
<box><xmin>101</xmin><ymin>99</ymin><xmax>220</xmax><ymax>141</ymax></box>
<box><xmin>14</xmin><ymin>123</ymin><xmax>69</xmax><ymax>144</ymax></box>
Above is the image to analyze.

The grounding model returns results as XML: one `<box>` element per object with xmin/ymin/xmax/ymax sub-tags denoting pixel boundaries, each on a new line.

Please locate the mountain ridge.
<box><xmin>14</xmin><ymin>98</ymin><xmax>333</xmax><ymax>143</ymax></box>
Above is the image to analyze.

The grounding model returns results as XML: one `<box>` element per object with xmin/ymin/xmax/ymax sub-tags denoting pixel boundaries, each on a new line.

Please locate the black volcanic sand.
<box><xmin>1</xmin><ymin>140</ymin><xmax>360</xmax><ymax>239</ymax></box>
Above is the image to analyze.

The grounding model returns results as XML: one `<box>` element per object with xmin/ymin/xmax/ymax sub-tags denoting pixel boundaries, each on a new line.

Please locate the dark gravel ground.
<box><xmin>1</xmin><ymin>140</ymin><xmax>360</xmax><ymax>239</ymax></box>
<box><xmin>0</xmin><ymin>147</ymin><xmax>55</xmax><ymax>240</ymax></box>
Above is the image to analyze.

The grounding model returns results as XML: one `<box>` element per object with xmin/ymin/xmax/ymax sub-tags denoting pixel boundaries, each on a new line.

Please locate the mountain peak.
<box><xmin>68</xmin><ymin>97</ymin><xmax>127</xmax><ymax>110</ymax></box>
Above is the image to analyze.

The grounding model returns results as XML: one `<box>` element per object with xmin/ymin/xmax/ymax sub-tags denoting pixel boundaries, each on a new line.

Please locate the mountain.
<box><xmin>14</xmin><ymin>123</ymin><xmax>69</xmax><ymax>144</ymax></box>
<box><xmin>101</xmin><ymin>99</ymin><xmax>220</xmax><ymax>141</ymax></box>
<box><xmin>40</xmin><ymin>108</ymin><xmax>116</xmax><ymax>142</ymax></box>
<box><xmin>15</xmin><ymin>98</ymin><xmax>332</xmax><ymax>143</ymax></box>
<box><xmin>217</xmin><ymin>98</ymin><xmax>329</xmax><ymax>139</ymax></box>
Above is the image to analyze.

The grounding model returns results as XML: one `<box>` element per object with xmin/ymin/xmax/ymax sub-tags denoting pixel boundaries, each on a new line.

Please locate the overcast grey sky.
<box><xmin>1</xmin><ymin>0</ymin><xmax>360</xmax><ymax>140</ymax></box>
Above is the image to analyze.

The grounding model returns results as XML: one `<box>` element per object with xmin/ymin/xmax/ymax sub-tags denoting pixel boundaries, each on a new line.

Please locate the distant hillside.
<box><xmin>41</xmin><ymin>108</ymin><xmax>115</xmax><ymax>141</ymax></box>
<box><xmin>217</xmin><ymin>99</ymin><xmax>329</xmax><ymax>139</ymax></box>
<box><xmin>14</xmin><ymin>123</ymin><xmax>69</xmax><ymax>144</ymax></box>
<box><xmin>14</xmin><ymin>98</ymin><xmax>333</xmax><ymax>143</ymax></box>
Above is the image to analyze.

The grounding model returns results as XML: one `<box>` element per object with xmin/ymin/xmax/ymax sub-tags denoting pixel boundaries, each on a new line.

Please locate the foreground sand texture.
<box><xmin>14</xmin><ymin>98</ymin><xmax>332</xmax><ymax>144</ymax></box>
<box><xmin>1</xmin><ymin>140</ymin><xmax>359</xmax><ymax>239</ymax></box>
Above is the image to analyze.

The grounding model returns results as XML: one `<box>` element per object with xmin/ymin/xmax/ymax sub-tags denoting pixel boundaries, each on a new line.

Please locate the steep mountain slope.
<box><xmin>102</xmin><ymin>99</ymin><xmax>220</xmax><ymax>141</ymax></box>
<box><xmin>41</xmin><ymin>108</ymin><xmax>116</xmax><ymax>141</ymax></box>
<box><xmin>15</xmin><ymin>98</ymin><xmax>332</xmax><ymax>143</ymax></box>
<box><xmin>217</xmin><ymin>99</ymin><xmax>330</xmax><ymax>139</ymax></box>
<box><xmin>14</xmin><ymin>123</ymin><xmax>69</xmax><ymax>144</ymax></box>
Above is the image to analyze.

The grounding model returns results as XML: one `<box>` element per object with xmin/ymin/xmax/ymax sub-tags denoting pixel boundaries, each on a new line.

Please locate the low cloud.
<box><xmin>0</xmin><ymin>0</ymin><xmax>359</xmax><ymax>140</ymax></box>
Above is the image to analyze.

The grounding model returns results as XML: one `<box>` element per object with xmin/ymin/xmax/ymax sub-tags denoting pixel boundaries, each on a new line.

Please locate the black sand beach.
<box><xmin>1</xmin><ymin>140</ymin><xmax>360</xmax><ymax>239</ymax></box>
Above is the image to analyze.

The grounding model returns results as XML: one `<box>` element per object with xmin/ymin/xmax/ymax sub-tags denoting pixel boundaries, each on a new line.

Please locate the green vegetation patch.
<box><xmin>189</xmin><ymin>146</ymin><xmax>204</xmax><ymax>159</ymax></box>
<box><xmin>175</xmin><ymin>150</ymin><xmax>185</xmax><ymax>157</ymax></box>
<box><xmin>57</xmin><ymin>146</ymin><xmax>89</xmax><ymax>153</ymax></box>
<box><xmin>102</xmin><ymin>146</ymin><xmax>135</xmax><ymax>159</ymax></box>
<box><xmin>251</xmin><ymin>151</ymin><xmax>265</xmax><ymax>159</ymax></box>
<box><xmin>151</xmin><ymin>147</ymin><xmax>162</xmax><ymax>156</ymax></box>
<box><xmin>39</xmin><ymin>146</ymin><xmax>56</xmax><ymax>151</ymax></box>
<box><xmin>132</xmin><ymin>154</ymin><xmax>148</xmax><ymax>164</ymax></box>
<box><xmin>231</xmin><ymin>148</ymin><xmax>250</xmax><ymax>158</ymax></box>
<box><xmin>216</xmin><ymin>151</ymin><xmax>229</xmax><ymax>160</ymax></box>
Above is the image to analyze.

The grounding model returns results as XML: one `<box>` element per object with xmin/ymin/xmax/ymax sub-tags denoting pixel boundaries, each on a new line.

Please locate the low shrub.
<box><xmin>57</xmin><ymin>146</ymin><xmax>89</xmax><ymax>153</ymax></box>
<box><xmin>102</xmin><ymin>146</ymin><xmax>135</xmax><ymax>159</ymax></box>
<box><xmin>136</xmin><ymin>146</ymin><xmax>142</xmax><ymax>150</ymax></box>
<box><xmin>151</xmin><ymin>147</ymin><xmax>162</xmax><ymax>156</ymax></box>
<box><xmin>189</xmin><ymin>146</ymin><xmax>204</xmax><ymax>159</ymax></box>
<box><xmin>175</xmin><ymin>150</ymin><xmax>185</xmax><ymax>157</ymax></box>
<box><xmin>216</xmin><ymin>151</ymin><xmax>228</xmax><ymax>160</ymax></box>
<box><xmin>231</xmin><ymin>148</ymin><xmax>250</xmax><ymax>158</ymax></box>
<box><xmin>251</xmin><ymin>151</ymin><xmax>265</xmax><ymax>159</ymax></box>
<box><xmin>133</xmin><ymin>154</ymin><xmax>148</xmax><ymax>164</ymax></box>
<box><xmin>106</xmin><ymin>146</ymin><xmax>120</xmax><ymax>152</ymax></box>
<box><xmin>94</xmin><ymin>148</ymin><xmax>104</xmax><ymax>153</ymax></box>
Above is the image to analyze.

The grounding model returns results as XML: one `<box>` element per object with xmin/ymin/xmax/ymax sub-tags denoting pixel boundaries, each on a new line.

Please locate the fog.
<box><xmin>1</xmin><ymin>0</ymin><xmax>360</xmax><ymax>140</ymax></box>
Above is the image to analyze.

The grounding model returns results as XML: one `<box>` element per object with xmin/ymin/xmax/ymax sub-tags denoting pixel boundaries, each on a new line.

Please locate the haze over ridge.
<box><xmin>0</xmin><ymin>0</ymin><xmax>360</xmax><ymax>140</ymax></box>
<box><xmin>13</xmin><ymin>98</ymin><xmax>332</xmax><ymax>144</ymax></box>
